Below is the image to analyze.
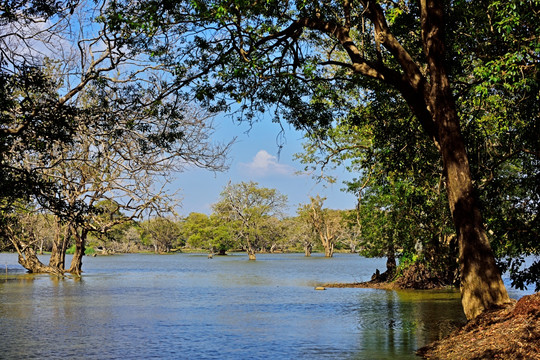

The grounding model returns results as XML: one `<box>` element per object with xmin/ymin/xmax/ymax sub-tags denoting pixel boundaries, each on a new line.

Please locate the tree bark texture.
<box><xmin>49</xmin><ymin>222</ymin><xmax>71</xmax><ymax>269</ymax></box>
<box><xmin>322</xmin><ymin>238</ymin><xmax>334</xmax><ymax>258</ymax></box>
<box><xmin>437</xmin><ymin>103</ymin><xmax>510</xmax><ymax>319</ymax></box>
<box><xmin>247</xmin><ymin>247</ymin><xmax>257</xmax><ymax>260</ymax></box>
<box><xmin>304</xmin><ymin>243</ymin><xmax>312</xmax><ymax>257</ymax></box>
<box><xmin>246</xmin><ymin>235</ymin><xmax>257</xmax><ymax>260</ymax></box>
<box><xmin>15</xmin><ymin>243</ymin><xmax>62</xmax><ymax>275</ymax></box>
<box><xmin>420</xmin><ymin>0</ymin><xmax>510</xmax><ymax>319</ymax></box>
<box><xmin>68</xmin><ymin>228</ymin><xmax>87</xmax><ymax>275</ymax></box>
<box><xmin>5</xmin><ymin>221</ymin><xmax>63</xmax><ymax>274</ymax></box>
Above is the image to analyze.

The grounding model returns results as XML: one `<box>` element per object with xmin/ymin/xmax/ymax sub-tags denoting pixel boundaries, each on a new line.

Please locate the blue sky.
<box><xmin>173</xmin><ymin>115</ymin><xmax>357</xmax><ymax>217</ymax></box>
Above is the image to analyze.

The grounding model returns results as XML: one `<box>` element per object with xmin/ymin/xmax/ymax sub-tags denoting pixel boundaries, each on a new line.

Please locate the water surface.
<box><xmin>0</xmin><ymin>253</ymin><xmax>531</xmax><ymax>359</ymax></box>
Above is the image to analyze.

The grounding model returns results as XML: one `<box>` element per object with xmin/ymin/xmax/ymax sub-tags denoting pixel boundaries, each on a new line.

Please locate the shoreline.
<box><xmin>322</xmin><ymin>279</ymin><xmax>455</xmax><ymax>291</ymax></box>
<box><xmin>325</xmin><ymin>280</ymin><xmax>540</xmax><ymax>360</ymax></box>
<box><xmin>419</xmin><ymin>292</ymin><xmax>540</xmax><ymax>359</ymax></box>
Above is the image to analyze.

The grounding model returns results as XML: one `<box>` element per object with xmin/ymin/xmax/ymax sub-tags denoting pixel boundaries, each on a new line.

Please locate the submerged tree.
<box><xmin>282</xmin><ymin>216</ymin><xmax>316</xmax><ymax>256</ymax></box>
<box><xmin>141</xmin><ymin>217</ymin><xmax>183</xmax><ymax>254</ymax></box>
<box><xmin>213</xmin><ymin>181</ymin><xmax>288</xmax><ymax>260</ymax></box>
<box><xmin>182</xmin><ymin>212</ymin><xmax>237</xmax><ymax>255</ymax></box>
<box><xmin>298</xmin><ymin>196</ymin><xmax>343</xmax><ymax>258</ymax></box>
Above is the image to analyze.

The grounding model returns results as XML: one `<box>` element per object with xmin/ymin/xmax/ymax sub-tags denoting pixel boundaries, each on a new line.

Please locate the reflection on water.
<box><xmin>0</xmin><ymin>253</ymin><xmax>532</xmax><ymax>359</ymax></box>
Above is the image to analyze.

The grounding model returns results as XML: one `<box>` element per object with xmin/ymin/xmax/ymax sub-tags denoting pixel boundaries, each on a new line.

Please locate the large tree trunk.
<box><xmin>419</xmin><ymin>0</ymin><xmax>510</xmax><ymax>319</ymax></box>
<box><xmin>304</xmin><ymin>242</ymin><xmax>312</xmax><ymax>257</ymax></box>
<box><xmin>49</xmin><ymin>222</ymin><xmax>71</xmax><ymax>269</ymax></box>
<box><xmin>321</xmin><ymin>233</ymin><xmax>334</xmax><ymax>257</ymax></box>
<box><xmin>323</xmin><ymin>240</ymin><xmax>334</xmax><ymax>258</ymax></box>
<box><xmin>11</xmin><ymin>239</ymin><xmax>62</xmax><ymax>274</ymax></box>
<box><xmin>68</xmin><ymin>228</ymin><xmax>87</xmax><ymax>275</ymax></box>
<box><xmin>434</xmin><ymin>100</ymin><xmax>510</xmax><ymax>319</ymax></box>
<box><xmin>5</xmin><ymin>222</ymin><xmax>62</xmax><ymax>274</ymax></box>
<box><xmin>245</xmin><ymin>235</ymin><xmax>256</xmax><ymax>260</ymax></box>
<box><xmin>18</xmin><ymin>247</ymin><xmax>62</xmax><ymax>274</ymax></box>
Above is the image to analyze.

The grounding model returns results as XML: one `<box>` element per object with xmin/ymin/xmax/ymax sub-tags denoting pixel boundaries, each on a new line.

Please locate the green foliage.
<box><xmin>0</xmin><ymin>65</ymin><xmax>79</xmax><ymax>213</ymax></box>
<box><xmin>212</xmin><ymin>182</ymin><xmax>288</xmax><ymax>256</ymax></box>
<box><xmin>66</xmin><ymin>244</ymin><xmax>96</xmax><ymax>256</ymax></box>
<box><xmin>141</xmin><ymin>217</ymin><xmax>183</xmax><ymax>253</ymax></box>
<box><xmin>447</xmin><ymin>0</ymin><xmax>540</xmax><ymax>290</ymax></box>
<box><xmin>296</xmin><ymin>89</ymin><xmax>456</xmax><ymax>275</ymax></box>
<box><xmin>281</xmin><ymin>216</ymin><xmax>318</xmax><ymax>254</ymax></box>
<box><xmin>65</xmin><ymin>244</ymin><xmax>75</xmax><ymax>255</ymax></box>
<box><xmin>182</xmin><ymin>212</ymin><xmax>237</xmax><ymax>253</ymax></box>
<box><xmin>0</xmin><ymin>0</ymin><xmax>76</xmax><ymax>22</ymax></box>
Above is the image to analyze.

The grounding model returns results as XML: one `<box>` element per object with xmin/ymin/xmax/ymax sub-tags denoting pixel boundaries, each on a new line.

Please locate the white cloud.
<box><xmin>239</xmin><ymin>150</ymin><xmax>296</xmax><ymax>177</ymax></box>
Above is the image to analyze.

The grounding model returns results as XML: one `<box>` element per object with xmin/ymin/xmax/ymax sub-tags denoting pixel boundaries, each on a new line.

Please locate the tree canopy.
<box><xmin>213</xmin><ymin>181</ymin><xmax>288</xmax><ymax>260</ymax></box>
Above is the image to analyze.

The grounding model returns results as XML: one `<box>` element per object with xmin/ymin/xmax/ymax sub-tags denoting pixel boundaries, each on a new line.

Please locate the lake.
<box><xmin>0</xmin><ymin>253</ymin><xmax>533</xmax><ymax>359</ymax></box>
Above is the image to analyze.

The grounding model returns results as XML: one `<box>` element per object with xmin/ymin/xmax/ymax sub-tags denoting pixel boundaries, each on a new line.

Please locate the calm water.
<box><xmin>0</xmin><ymin>253</ymin><xmax>533</xmax><ymax>359</ymax></box>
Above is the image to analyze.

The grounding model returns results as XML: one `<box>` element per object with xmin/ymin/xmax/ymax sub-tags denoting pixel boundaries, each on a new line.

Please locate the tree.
<box><xmin>182</xmin><ymin>212</ymin><xmax>237</xmax><ymax>255</ymax></box>
<box><xmin>257</xmin><ymin>215</ymin><xmax>287</xmax><ymax>253</ymax></box>
<box><xmin>282</xmin><ymin>216</ymin><xmax>317</xmax><ymax>256</ymax></box>
<box><xmin>213</xmin><ymin>181</ymin><xmax>288</xmax><ymax>260</ymax></box>
<box><xmin>141</xmin><ymin>217</ymin><xmax>182</xmax><ymax>253</ymax></box>
<box><xmin>298</xmin><ymin>196</ymin><xmax>344</xmax><ymax>258</ymax></box>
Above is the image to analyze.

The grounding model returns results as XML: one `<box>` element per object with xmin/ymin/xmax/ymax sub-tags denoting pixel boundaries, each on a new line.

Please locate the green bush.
<box><xmin>66</xmin><ymin>245</ymin><xmax>96</xmax><ymax>255</ymax></box>
<box><xmin>66</xmin><ymin>244</ymin><xmax>76</xmax><ymax>254</ymax></box>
